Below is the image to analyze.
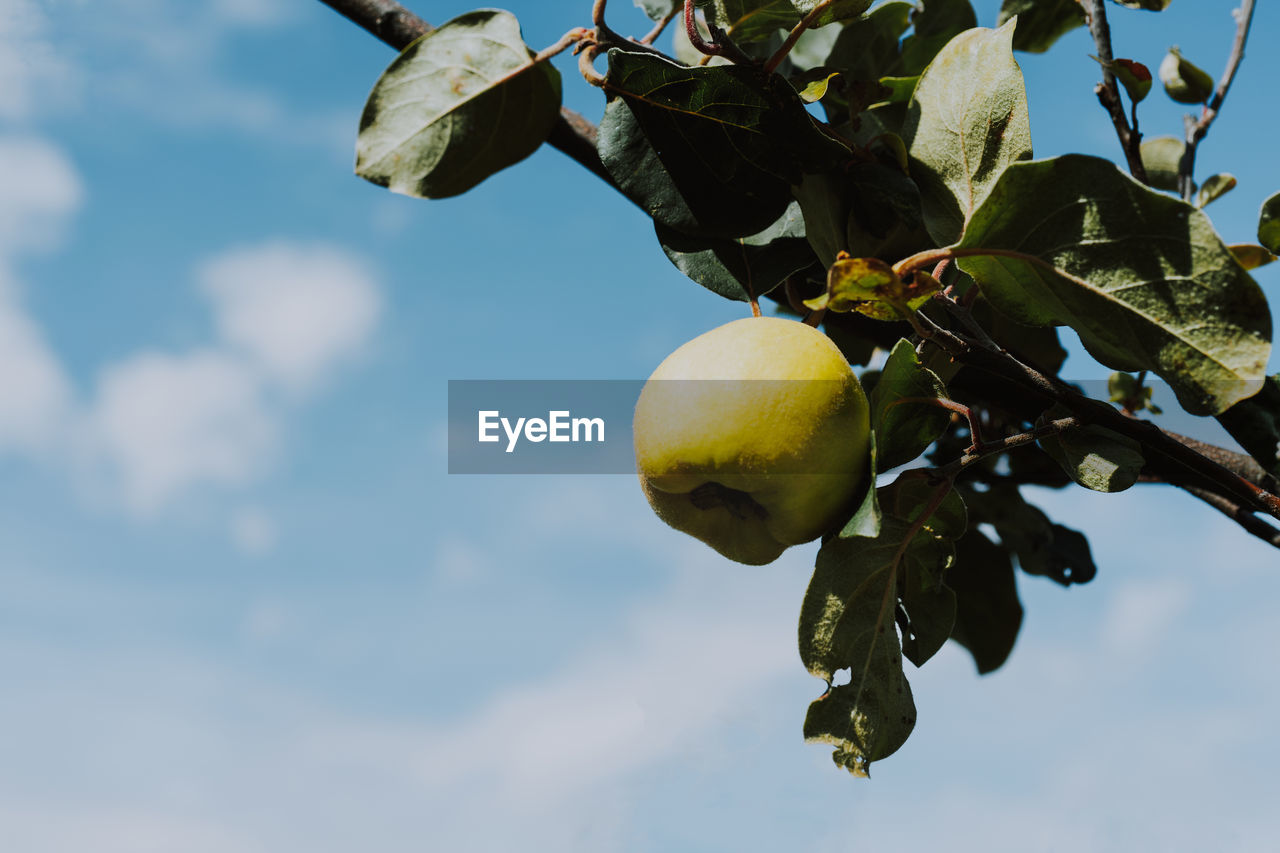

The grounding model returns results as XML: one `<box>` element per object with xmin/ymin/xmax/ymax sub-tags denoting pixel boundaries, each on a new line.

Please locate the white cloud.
<box><xmin>199</xmin><ymin>243</ymin><xmax>382</xmax><ymax>393</ymax></box>
<box><xmin>0</xmin><ymin>133</ymin><xmax>380</xmax><ymax>515</ymax></box>
<box><xmin>84</xmin><ymin>350</ymin><xmax>275</xmax><ymax>513</ymax></box>
<box><xmin>0</xmin><ymin>135</ymin><xmax>83</xmax><ymax>255</ymax></box>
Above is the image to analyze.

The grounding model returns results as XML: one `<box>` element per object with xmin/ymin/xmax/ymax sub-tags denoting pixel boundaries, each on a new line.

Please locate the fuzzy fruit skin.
<box><xmin>634</xmin><ymin>316</ymin><xmax>870</xmax><ymax>565</ymax></box>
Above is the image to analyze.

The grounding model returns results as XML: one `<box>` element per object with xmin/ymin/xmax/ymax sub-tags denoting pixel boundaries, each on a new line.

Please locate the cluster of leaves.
<box><xmin>348</xmin><ymin>0</ymin><xmax>1279</xmax><ymax>776</ymax></box>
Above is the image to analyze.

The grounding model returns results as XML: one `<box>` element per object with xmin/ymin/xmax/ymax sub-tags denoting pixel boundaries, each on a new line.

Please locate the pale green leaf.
<box><xmin>956</xmin><ymin>154</ymin><xmax>1271</xmax><ymax>415</ymax></box>
<box><xmin>1139</xmin><ymin>135</ymin><xmax>1187</xmax><ymax>193</ymax></box>
<box><xmin>904</xmin><ymin>21</ymin><xmax>1033</xmax><ymax>245</ymax></box>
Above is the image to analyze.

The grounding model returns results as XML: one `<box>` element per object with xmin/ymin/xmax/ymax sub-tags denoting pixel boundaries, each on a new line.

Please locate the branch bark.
<box><xmin>316</xmin><ymin>0</ymin><xmax>614</xmax><ymax>187</ymax></box>
<box><xmin>1177</xmin><ymin>0</ymin><xmax>1256</xmax><ymax>201</ymax></box>
<box><xmin>1084</xmin><ymin>0</ymin><xmax>1148</xmax><ymax>183</ymax></box>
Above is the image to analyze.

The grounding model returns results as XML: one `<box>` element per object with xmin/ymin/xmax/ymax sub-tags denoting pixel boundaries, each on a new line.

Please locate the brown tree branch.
<box><xmin>1177</xmin><ymin>0</ymin><xmax>1256</xmax><ymax>201</ymax></box>
<box><xmin>915</xmin><ymin>311</ymin><xmax>1280</xmax><ymax>526</ymax></box>
<box><xmin>316</xmin><ymin>0</ymin><xmax>615</xmax><ymax>187</ymax></box>
<box><xmin>1084</xmin><ymin>0</ymin><xmax>1148</xmax><ymax>183</ymax></box>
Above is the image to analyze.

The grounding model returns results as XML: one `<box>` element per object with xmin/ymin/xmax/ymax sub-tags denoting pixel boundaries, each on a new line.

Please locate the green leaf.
<box><xmin>801</xmin><ymin>472</ymin><xmax>963</xmax><ymax>775</ymax></box>
<box><xmin>875</xmin><ymin>75</ymin><xmax>919</xmax><ymax>105</ymax></box>
<box><xmin>822</xmin><ymin>1</ymin><xmax>913</xmax><ymax>87</ymax></box>
<box><xmin>598</xmin><ymin>49</ymin><xmax>843</xmax><ymax>238</ymax></box>
<box><xmin>970</xmin><ymin>293</ymin><xmax>1067</xmax><ymax>373</ymax></box>
<box><xmin>355</xmin><ymin>10</ymin><xmax>562</xmax><ymax>200</ymax></box>
<box><xmin>635</xmin><ymin>0</ymin><xmax>679</xmax><ymax>21</ymax></box>
<box><xmin>904</xmin><ymin>21</ymin><xmax>1033</xmax><ymax>245</ymax></box>
<box><xmin>1216</xmin><ymin>375</ymin><xmax>1280</xmax><ymax>480</ymax></box>
<box><xmin>1230</xmin><ymin>244</ymin><xmax>1278</xmax><ymax>271</ymax></box>
<box><xmin>869</xmin><ymin>339</ymin><xmax>951</xmax><ymax>470</ymax></box>
<box><xmin>803</xmin><ymin>647</ymin><xmax>915</xmax><ymax>778</ymax></box>
<box><xmin>1110</xmin><ymin>0</ymin><xmax>1172</xmax><ymax>11</ymax></box>
<box><xmin>1259</xmin><ymin>192</ymin><xmax>1280</xmax><ymax>254</ymax></box>
<box><xmin>998</xmin><ymin>0</ymin><xmax>1086</xmax><ymax>53</ymax></box>
<box><xmin>1139</xmin><ymin>135</ymin><xmax>1186</xmax><ymax>193</ymax></box>
<box><xmin>699</xmin><ymin>0</ymin><xmax>802</xmax><ymax>43</ymax></box>
<box><xmin>898</xmin><ymin>0</ymin><xmax>978</xmax><ymax>76</ymax></box>
<box><xmin>1198</xmin><ymin>173</ymin><xmax>1237</xmax><ymax>208</ymax></box>
<box><xmin>955</xmin><ymin>154</ymin><xmax>1272</xmax><ymax>416</ymax></box>
<box><xmin>962</xmin><ymin>483</ymin><xmax>1097</xmax><ymax>585</ymax></box>
<box><xmin>947</xmin><ymin>528</ymin><xmax>1023</xmax><ymax>674</ymax></box>
<box><xmin>1036</xmin><ymin>408</ymin><xmax>1145</xmax><ymax>492</ymax></box>
<box><xmin>794</xmin><ymin>163</ymin><xmax>925</xmax><ymax>267</ymax></box>
<box><xmin>1159</xmin><ymin>46</ymin><xmax>1215</xmax><ymax>104</ymax></box>
<box><xmin>791</xmin><ymin>0</ymin><xmax>875</xmax><ymax>29</ymax></box>
<box><xmin>840</xmin><ymin>430</ymin><xmax>881</xmax><ymax>537</ymax></box>
<box><xmin>655</xmin><ymin>203</ymin><xmax>817</xmax><ymax>301</ymax></box>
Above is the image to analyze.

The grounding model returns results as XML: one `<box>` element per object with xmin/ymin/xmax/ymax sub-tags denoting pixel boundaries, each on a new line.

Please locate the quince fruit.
<box><xmin>634</xmin><ymin>316</ymin><xmax>871</xmax><ymax>565</ymax></box>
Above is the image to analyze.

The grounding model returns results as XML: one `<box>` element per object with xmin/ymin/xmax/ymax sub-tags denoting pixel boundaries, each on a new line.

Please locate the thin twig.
<box><xmin>765</xmin><ymin>4</ymin><xmax>826</xmax><ymax>75</ymax></box>
<box><xmin>935</xmin><ymin>417</ymin><xmax>1080</xmax><ymax>480</ymax></box>
<box><xmin>682</xmin><ymin>0</ymin><xmax>755</xmax><ymax>64</ymax></box>
<box><xmin>638</xmin><ymin>6</ymin><xmax>678</xmax><ymax>45</ymax></box>
<box><xmin>1085</xmin><ymin>0</ymin><xmax>1148</xmax><ymax>183</ymax></box>
<box><xmin>316</xmin><ymin>0</ymin><xmax>615</xmax><ymax>187</ymax></box>
<box><xmin>914</xmin><ymin>310</ymin><xmax>1280</xmax><ymax>524</ymax></box>
<box><xmin>1177</xmin><ymin>482</ymin><xmax>1280</xmax><ymax>550</ymax></box>
<box><xmin>1177</xmin><ymin>0</ymin><xmax>1256</xmax><ymax>200</ymax></box>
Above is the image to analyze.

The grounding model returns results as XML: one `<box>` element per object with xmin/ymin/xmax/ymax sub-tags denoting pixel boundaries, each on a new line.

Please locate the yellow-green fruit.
<box><xmin>634</xmin><ymin>316</ymin><xmax>871</xmax><ymax>565</ymax></box>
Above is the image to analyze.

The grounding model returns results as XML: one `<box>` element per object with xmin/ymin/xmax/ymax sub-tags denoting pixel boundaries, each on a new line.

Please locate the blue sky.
<box><xmin>1</xmin><ymin>0</ymin><xmax>1278</xmax><ymax>850</ymax></box>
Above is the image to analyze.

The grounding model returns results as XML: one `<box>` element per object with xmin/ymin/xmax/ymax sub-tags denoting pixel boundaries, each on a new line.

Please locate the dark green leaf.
<box><xmin>970</xmin><ymin>294</ymin><xmax>1067</xmax><ymax>373</ymax></box>
<box><xmin>820</xmin><ymin>1</ymin><xmax>913</xmax><ymax>111</ymax></box>
<box><xmin>801</xmin><ymin>471</ymin><xmax>963</xmax><ymax>775</ymax></box>
<box><xmin>955</xmin><ymin>154</ymin><xmax>1272</xmax><ymax>416</ymax></box>
<box><xmin>699</xmin><ymin>0</ymin><xmax>801</xmax><ymax>43</ymax></box>
<box><xmin>656</xmin><ymin>203</ymin><xmax>816</xmax><ymax>301</ymax></box>
<box><xmin>793</xmin><ymin>162</ymin><xmax>925</xmax><ymax>267</ymax></box>
<box><xmin>1139</xmin><ymin>135</ymin><xmax>1187</xmax><ymax>193</ymax></box>
<box><xmin>839</xmin><ymin>430</ymin><xmax>881</xmax><ymax>537</ymax></box>
<box><xmin>1037</xmin><ymin>408</ymin><xmax>1145</xmax><ymax>492</ymax></box>
<box><xmin>998</xmin><ymin>0</ymin><xmax>1086</xmax><ymax>53</ymax></box>
<box><xmin>1198</xmin><ymin>173</ymin><xmax>1237</xmax><ymax>208</ymax></box>
<box><xmin>1259</xmin><ymin>192</ymin><xmax>1280</xmax><ymax>254</ymax></box>
<box><xmin>963</xmin><ymin>483</ymin><xmax>1097</xmax><ymax>585</ymax></box>
<box><xmin>598</xmin><ymin>49</ymin><xmax>844</xmax><ymax>238</ymax></box>
<box><xmin>1217</xmin><ymin>375</ymin><xmax>1280</xmax><ymax>480</ymax></box>
<box><xmin>1110</xmin><ymin>0</ymin><xmax>1172</xmax><ymax>9</ymax></box>
<box><xmin>898</xmin><ymin>0</ymin><xmax>978</xmax><ymax>76</ymax></box>
<box><xmin>904</xmin><ymin>20</ymin><xmax>1033</xmax><ymax>245</ymax></box>
<box><xmin>355</xmin><ymin>10</ymin><xmax>561</xmax><ymax>199</ymax></box>
<box><xmin>792</xmin><ymin>0</ymin><xmax>875</xmax><ymax>29</ymax></box>
<box><xmin>870</xmin><ymin>339</ymin><xmax>951</xmax><ymax>469</ymax></box>
<box><xmin>947</xmin><ymin>528</ymin><xmax>1022</xmax><ymax>674</ymax></box>
<box><xmin>803</xmin><ymin>649</ymin><xmax>915</xmax><ymax>777</ymax></box>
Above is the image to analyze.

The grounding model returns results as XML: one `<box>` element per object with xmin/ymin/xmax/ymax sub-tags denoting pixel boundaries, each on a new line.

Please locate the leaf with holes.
<box><xmin>355</xmin><ymin>10</ymin><xmax>561</xmax><ymax>199</ymax></box>
<box><xmin>904</xmin><ymin>21</ymin><xmax>1033</xmax><ymax>245</ymax></box>
<box><xmin>955</xmin><ymin>154</ymin><xmax>1271</xmax><ymax>416</ymax></box>
<box><xmin>799</xmin><ymin>472</ymin><xmax>963</xmax><ymax>775</ymax></box>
